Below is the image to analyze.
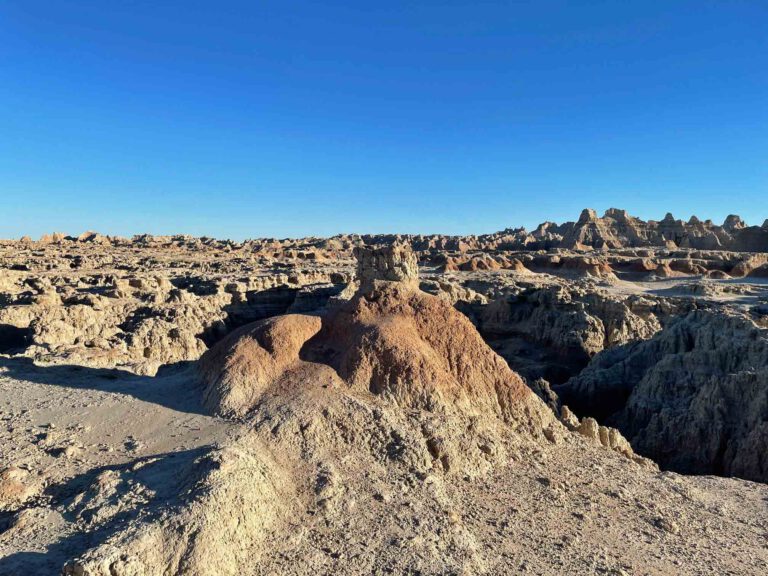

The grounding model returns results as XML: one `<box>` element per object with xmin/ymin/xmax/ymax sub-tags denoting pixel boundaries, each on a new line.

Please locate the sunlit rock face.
<box><xmin>353</xmin><ymin>243</ymin><xmax>419</xmax><ymax>293</ymax></box>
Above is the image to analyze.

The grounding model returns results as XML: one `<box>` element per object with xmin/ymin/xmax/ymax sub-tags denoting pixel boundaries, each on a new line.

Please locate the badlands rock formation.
<box><xmin>558</xmin><ymin>311</ymin><xmax>768</xmax><ymax>482</ymax></box>
<box><xmin>353</xmin><ymin>243</ymin><xmax>419</xmax><ymax>291</ymax></box>
<box><xmin>198</xmin><ymin>245</ymin><xmax>560</xmax><ymax>465</ymax></box>
<box><xmin>0</xmin><ymin>237</ymin><xmax>352</xmax><ymax>375</ymax></box>
<box><xmin>0</xmin><ymin>210</ymin><xmax>767</xmax><ymax>574</ymax></box>
<box><xmin>468</xmin><ymin>284</ymin><xmax>664</xmax><ymax>383</ymax></box>
<box><xmin>515</xmin><ymin>208</ymin><xmax>768</xmax><ymax>252</ymax></box>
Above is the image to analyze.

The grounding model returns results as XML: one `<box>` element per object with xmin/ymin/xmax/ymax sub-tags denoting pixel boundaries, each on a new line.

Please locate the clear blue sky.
<box><xmin>1</xmin><ymin>1</ymin><xmax>766</xmax><ymax>239</ymax></box>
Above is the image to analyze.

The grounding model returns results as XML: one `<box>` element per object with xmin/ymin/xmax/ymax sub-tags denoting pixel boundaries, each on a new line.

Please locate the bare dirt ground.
<box><xmin>0</xmin><ymin>361</ymin><xmax>236</xmax><ymax>574</ymax></box>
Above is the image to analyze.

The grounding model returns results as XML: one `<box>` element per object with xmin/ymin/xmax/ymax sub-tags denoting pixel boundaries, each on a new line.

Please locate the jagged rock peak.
<box><xmin>603</xmin><ymin>208</ymin><xmax>630</xmax><ymax>221</ymax></box>
<box><xmin>661</xmin><ymin>212</ymin><xmax>676</xmax><ymax>224</ymax></box>
<box><xmin>723</xmin><ymin>214</ymin><xmax>746</xmax><ymax>231</ymax></box>
<box><xmin>688</xmin><ymin>215</ymin><xmax>701</xmax><ymax>225</ymax></box>
<box><xmin>577</xmin><ymin>208</ymin><xmax>598</xmax><ymax>224</ymax></box>
<box><xmin>353</xmin><ymin>243</ymin><xmax>419</xmax><ymax>293</ymax></box>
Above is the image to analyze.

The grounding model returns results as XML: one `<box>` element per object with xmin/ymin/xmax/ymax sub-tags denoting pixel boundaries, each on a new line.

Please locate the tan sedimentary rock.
<box><xmin>559</xmin><ymin>311</ymin><xmax>768</xmax><ymax>482</ymax></box>
<box><xmin>200</xmin><ymin>246</ymin><xmax>551</xmax><ymax>431</ymax></box>
<box><xmin>353</xmin><ymin>243</ymin><xmax>418</xmax><ymax>292</ymax></box>
<box><xmin>0</xmin><ymin>466</ymin><xmax>41</xmax><ymax>509</ymax></box>
<box><xmin>63</xmin><ymin>434</ymin><xmax>291</xmax><ymax>576</ymax></box>
<box><xmin>200</xmin><ymin>314</ymin><xmax>323</xmax><ymax>418</ymax></box>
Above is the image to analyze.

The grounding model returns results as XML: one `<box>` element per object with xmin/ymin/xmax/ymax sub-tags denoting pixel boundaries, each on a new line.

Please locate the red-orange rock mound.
<box><xmin>199</xmin><ymin>282</ymin><xmax>550</xmax><ymax>431</ymax></box>
<box><xmin>199</xmin><ymin>314</ymin><xmax>323</xmax><ymax>417</ymax></box>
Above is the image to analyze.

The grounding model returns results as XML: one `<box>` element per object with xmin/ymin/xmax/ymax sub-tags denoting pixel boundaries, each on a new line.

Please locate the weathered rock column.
<box><xmin>353</xmin><ymin>244</ymin><xmax>419</xmax><ymax>293</ymax></box>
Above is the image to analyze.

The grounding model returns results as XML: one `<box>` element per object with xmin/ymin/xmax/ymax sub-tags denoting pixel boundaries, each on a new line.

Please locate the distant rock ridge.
<box><xmin>543</xmin><ymin>208</ymin><xmax>768</xmax><ymax>252</ymax></box>
<box><xmin>13</xmin><ymin>208</ymin><xmax>768</xmax><ymax>252</ymax></box>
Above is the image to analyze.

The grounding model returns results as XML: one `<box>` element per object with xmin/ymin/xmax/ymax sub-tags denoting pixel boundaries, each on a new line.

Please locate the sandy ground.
<box><xmin>0</xmin><ymin>358</ymin><xmax>236</xmax><ymax>574</ymax></box>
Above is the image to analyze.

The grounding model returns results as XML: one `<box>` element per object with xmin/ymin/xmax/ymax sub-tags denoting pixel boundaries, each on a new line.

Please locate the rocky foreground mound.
<box><xmin>558</xmin><ymin>311</ymin><xmax>768</xmax><ymax>482</ymax></box>
<box><xmin>58</xmin><ymin>248</ymin><xmax>669</xmax><ymax>576</ymax></box>
<box><xmin>200</xmin><ymin>282</ymin><xmax>552</xmax><ymax>434</ymax></box>
<box><xmin>61</xmin><ymin>247</ymin><xmax>554</xmax><ymax>575</ymax></box>
<box><xmin>57</xmin><ymin>278</ymin><xmax>768</xmax><ymax>574</ymax></box>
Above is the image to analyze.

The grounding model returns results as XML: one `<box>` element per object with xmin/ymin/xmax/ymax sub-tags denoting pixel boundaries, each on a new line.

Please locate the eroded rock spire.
<box><xmin>353</xmin><ymin>243</ymin><xmax>419</xmax><ymax>293</ymax></box>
